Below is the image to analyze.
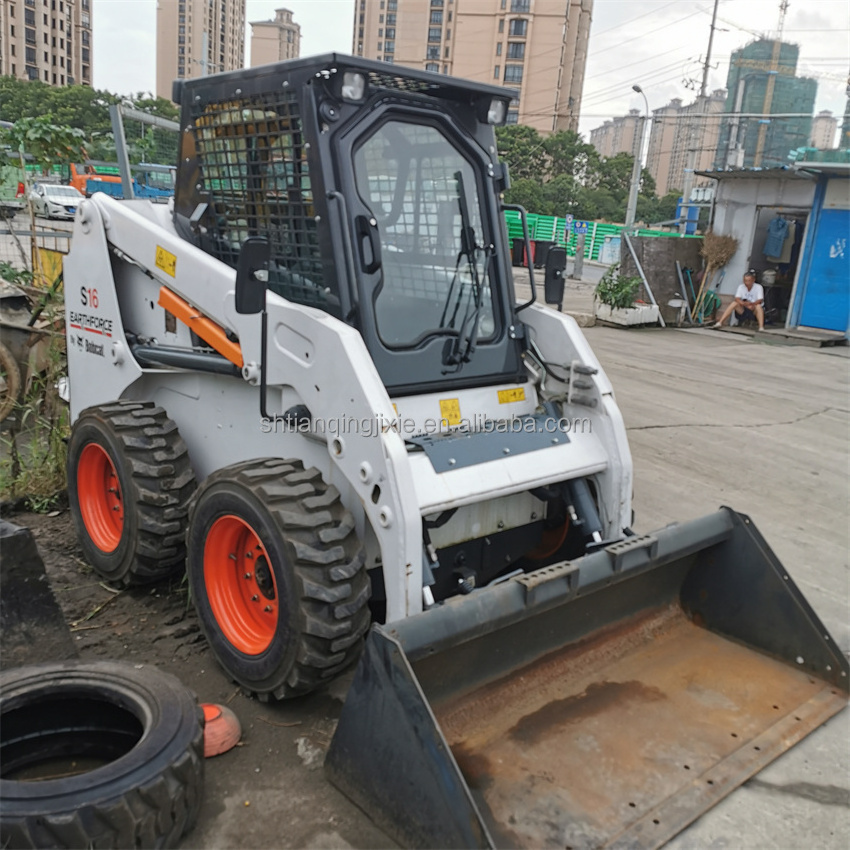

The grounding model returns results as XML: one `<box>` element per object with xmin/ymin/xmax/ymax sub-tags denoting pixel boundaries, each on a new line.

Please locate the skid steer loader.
<box><xmin>62</xmin><ymin>56</ymin><xmax>847</xmax><ymax>848</ymax></box>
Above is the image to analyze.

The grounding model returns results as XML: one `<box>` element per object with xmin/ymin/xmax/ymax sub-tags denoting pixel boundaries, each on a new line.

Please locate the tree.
<box><xmin>504</xmin><ymin>177</ymin><xmax>546</xmax><ymax>214</ymax></box>
<box><xmin>637</xmin><ymin>190</ymin><xmax>682</xmax><ymax>226</ymax></box>
<box><xmin>496</xmin><ymin>122</ymin><xmax>669</xmax><ymax>224</ymax></box>
<box><xmin>0</xmin><ymin>78</ymin><xmax>179</xmax><ymax>164</ymax></box>
<box><xmin>540</xmin><ymin>174</ymin><xmax>582</xmax><ymax>217</ymax></box>
<box><xmin>495</xmin><ymin>124</ymin><xmax>547</xmax><ymax>181</ymax></box>
<box><xmin>543</xmin><ymin>131</ymin><xmax>599</xmax><ymax>184</ymax></box>
<box><xmin>593</xmin><ymin>152</ymin><xmax>634</xmax><ymax>197</ymax></box>
<box><xmin>127</xmin><ymin>93</ymin><xmax>179</xmax><ymax>122</ymax></box>
<box><xmin>575</xmin><ymin>187</ymin><xmax>622</xmax><ymax>222</ymax></box>
<box><xmin>0</xmin><ymin>116</ymin><xmax>87</xmax><ymax>174</ymax></box>
<box><xmin>0</xmin><ymin>78</ymin><xmax>117</xmax><ymax>139</ymax></box>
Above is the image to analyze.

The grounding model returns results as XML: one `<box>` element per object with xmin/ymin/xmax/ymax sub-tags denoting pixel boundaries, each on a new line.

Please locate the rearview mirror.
<box><xmin>544</xmin><ymin>246</ymin><xmax>567</xmax><ymax>312</ymax></box>
<box><xmin>235</xmin><ymin>237</ymin><xmax>270</xmax><ymax>315</ymax></box>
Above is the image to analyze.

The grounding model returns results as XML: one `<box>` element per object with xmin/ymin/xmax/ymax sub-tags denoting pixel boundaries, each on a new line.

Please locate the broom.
<box><xmin>694</xmin><ymin>231</ymin><xmax>738</xmax><ymax>323</ymax></box>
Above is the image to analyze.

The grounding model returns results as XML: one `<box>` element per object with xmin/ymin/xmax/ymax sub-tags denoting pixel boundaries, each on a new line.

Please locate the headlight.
<box><xmin>487</xmin><ymin>98</ymin><xmax>507</xmax><ymax>125</ymax></box>
<box><xmin>341</xmin><ymin>71</ymin><xmax>367</xmax><ymax>102</ymax></box>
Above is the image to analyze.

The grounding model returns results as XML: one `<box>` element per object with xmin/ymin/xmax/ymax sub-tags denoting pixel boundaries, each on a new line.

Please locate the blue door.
<box><xmin>799</xmin><ymin>208</ymin><xmax>850</xmax><ymax>332</ymax></box>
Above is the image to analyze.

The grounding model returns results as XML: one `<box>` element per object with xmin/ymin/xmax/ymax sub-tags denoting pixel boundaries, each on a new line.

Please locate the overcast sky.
<box><xmin>93</xmin><ymin>0</ymin><xmax>848</xmax><ymax>140</ymax></box>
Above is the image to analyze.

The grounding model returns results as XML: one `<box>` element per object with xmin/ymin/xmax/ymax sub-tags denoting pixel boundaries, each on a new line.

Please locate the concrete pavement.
<box><xmin>586</xmin><ymin>324</ymin><xmax>849</xmax><ymax>850</ymax></box>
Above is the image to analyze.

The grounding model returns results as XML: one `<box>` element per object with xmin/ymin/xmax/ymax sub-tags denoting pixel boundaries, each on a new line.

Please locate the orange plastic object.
<box><xmin>157</xmin><ymin>287</ymin><xmax>244</xmax><ymax>368</ymax></box>
<box><xmin>202</xmin><ymin>703</ymin><xmax>242</xmax><ymax>757</ymax></box>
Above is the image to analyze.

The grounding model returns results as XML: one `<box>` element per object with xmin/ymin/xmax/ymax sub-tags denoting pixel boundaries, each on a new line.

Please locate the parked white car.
<box><xmin>29</xmin><ymin>183</ymin><xmax>84</xmax><ymax>220</ymax></box>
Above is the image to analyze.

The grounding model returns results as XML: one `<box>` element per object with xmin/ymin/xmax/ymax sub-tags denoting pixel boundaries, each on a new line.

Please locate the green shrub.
<box><xmin>595</xmin><ymin>264</ymin><xmax>642</xmax><ymax>310</ymax></box>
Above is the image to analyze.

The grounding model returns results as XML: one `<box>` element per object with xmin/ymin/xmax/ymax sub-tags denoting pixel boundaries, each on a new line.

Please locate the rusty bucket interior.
<box><xmin>326</xmin><ymin>510</ymin><xmax>848</xmax><ymax>850</ymax></box>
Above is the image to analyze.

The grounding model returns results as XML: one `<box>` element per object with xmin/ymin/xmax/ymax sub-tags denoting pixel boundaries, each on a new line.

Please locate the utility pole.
<box><xmin>625</xmin><ymin>86</ymin><xmax>649</xmax><ymax>228</ymax></box>
<box><xmin>754</xmin><ymin>1</ymin><xmax>790</xmax><ymax>166</ymax></box>
<box><xmin>680</xmin><ymin>0</ymin><xmax>719</xmax><ymax>233</ymax></box>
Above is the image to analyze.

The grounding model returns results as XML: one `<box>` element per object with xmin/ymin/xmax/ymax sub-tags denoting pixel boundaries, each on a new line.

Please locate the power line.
<box><xmin>583</xmin><ymin>49</ymin><xmax>696</xmax><ymax>86</ymax></box>
<box><xmin>590</xmin><ymin>9</ymin><xmax>705</xmax><ymax>57</ymax></box>
<box><xmin>589</xmin><ymin>0</ymin><xmax>682</xmax><ymax>40</ymax></box>
<box><xmin>552</xmin><ymin>61</ymin><xmax>690</xmax><ymax>108</ymax></box>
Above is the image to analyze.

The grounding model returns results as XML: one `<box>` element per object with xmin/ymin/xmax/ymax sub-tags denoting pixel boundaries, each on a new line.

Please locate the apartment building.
<box><xmin>0</xmin><ymin>0</ymin><xmax>93</xmax><ymax>87</ymax></box>
<box><xmin>589</xmin><ymin>110</ymin><xmax>642</xmax><ymax>160</ymax></box>
<box><xmin>352</xmin><ymin>0</ymin><xmax>593</xmax><ymax>134</ymax></box>
<box><xmin>809</xmin><ymin>110</ymin><xmax>837</xmax><ymax>150</ymax></box>
<box><xmin>645</xmin><ymin>90</ymin><xmax>726</xmax><ymax>196</ymax></box>
<box><xmin>250</xmin><ymin>7</ymin><xmax>300</xmax><ymax>68</ymax></box>
<box><xmin>156</xmin><ymin>0</ymin><xmax>245</xmax><ymax>101</ymax></box>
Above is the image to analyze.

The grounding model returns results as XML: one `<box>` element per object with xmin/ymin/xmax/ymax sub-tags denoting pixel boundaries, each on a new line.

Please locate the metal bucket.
<box><xmin>326</xmin><ymin>509</ymin><xmax>848</xmax><ymax>849</ymax></box>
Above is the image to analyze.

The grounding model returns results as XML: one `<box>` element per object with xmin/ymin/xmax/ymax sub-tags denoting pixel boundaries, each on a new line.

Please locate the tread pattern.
<box><xmin>72</xmin><ymin>401</ymin><xmax>197</xmax><ymax>586</ymax></box>
<box><xmin>190</xmin><ymin>458</ymin><xmax>371</xmax><ymax>699</ymax></box>
<box><xmin>0</xmin><ymin>662</ymin><xmax>204</xmax><ymax>850</ymax></box>
<box><xmin>1</xmin><ymin>743</ymin><xmax>204</xmax><ymax>849</ymax></box>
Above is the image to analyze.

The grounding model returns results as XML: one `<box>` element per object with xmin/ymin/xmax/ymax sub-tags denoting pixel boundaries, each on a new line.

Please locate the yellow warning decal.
<box><xmin>155</xmin><ymin>246</ymin><xmax>177</xmax><ymax>277</ymax></box>
<box><xmin>439</xmin><ymin>398</ymin><xmax>461</xmax><ymax>426</ymax></box>
<box><xmin>498</xmin><ymin>387</ymin><xmax>526</xmax><ymax>404</ymax></box>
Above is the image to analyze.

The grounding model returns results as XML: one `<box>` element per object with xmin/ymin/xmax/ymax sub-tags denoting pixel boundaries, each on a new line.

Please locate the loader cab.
<box><xmin>173</xmin><ymin>55</ymin><xmax>524</xmax><ymax>395</ymax></box>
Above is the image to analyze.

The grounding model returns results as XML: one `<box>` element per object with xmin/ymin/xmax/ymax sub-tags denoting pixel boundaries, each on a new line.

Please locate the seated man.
<box><xmin>714</xmin><ymin>270</ymin><xmax>765</xmax><ymax>330</ymax></box>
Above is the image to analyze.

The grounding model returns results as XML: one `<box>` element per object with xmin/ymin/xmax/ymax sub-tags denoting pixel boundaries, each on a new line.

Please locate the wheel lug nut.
<box><xmin>244</xmin><ymin>572</ymin><xmax>253</xmax><ymax>579</ymax></box>
<box><xmin>245</xmin><ymin>551</ymin><xmax>254</xmax><ymax>559</ymax></box>
<box><xmin>264</xmin><ymin>605</ymin><xmax>273</xmax><ymax>612</ymax></box>
<box><xmin>251</xmin><ymin>594</ymin><xmax>259</xmax><ymax>602</ymax></box>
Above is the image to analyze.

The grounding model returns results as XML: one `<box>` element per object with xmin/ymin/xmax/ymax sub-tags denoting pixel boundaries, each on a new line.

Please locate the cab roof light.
<box><xmin>341</xmin><ymin>71</ymin><xmax>367</xmax><ymax>102</ymax></box>
<box><xmin>487</xmin><ymin>98</ymin><xmax>508</xmax><ymax>125</ymax></box>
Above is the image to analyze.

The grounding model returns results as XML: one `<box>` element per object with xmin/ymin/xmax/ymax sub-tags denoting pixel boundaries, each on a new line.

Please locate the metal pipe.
<box><xmin>109</xmin><ymin>105</ymin><xmax>134</xmax><ymax>201</ymax></box>
<box><xmin>131</xmin><ymin>344</ymin><xmax>241</xmax><ymax>376</ymax></box>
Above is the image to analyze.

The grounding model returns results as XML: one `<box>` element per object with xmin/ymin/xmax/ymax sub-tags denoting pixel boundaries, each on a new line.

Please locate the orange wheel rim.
<box><xmin>77</xmin><ymin>443</ymin><xmax>124</xmax><ymax>553</ymax></box>
<box><xmin>203</xmin><ymin>515</ymin><xmax>279</xmax><ymax>655</ymax></box>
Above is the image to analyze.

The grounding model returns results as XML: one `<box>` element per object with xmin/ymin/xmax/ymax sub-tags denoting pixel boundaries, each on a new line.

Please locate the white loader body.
<box><xmin>65</xmin><ymin>193</ymin><xmax>632</xmax><ymax>622</ymax></box>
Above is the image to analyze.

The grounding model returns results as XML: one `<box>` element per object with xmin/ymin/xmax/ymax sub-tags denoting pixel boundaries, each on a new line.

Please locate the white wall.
<box><xmin>709</xmin><ymin>175</ymin><xmax>817</xmax><ymax>294</ymax></box>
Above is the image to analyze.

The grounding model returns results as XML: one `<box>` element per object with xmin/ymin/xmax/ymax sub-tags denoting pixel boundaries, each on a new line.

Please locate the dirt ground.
<box><xmin>8</xmin><ymin>508</ymin><xmax>395</xmax><ymax>850</ymax></box>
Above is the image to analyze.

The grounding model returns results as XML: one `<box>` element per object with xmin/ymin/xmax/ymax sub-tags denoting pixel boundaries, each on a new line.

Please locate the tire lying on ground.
<box><xmin>0</xmin><ymin>660</ymin><xmax>204</xmax><ymax>849</ymax></box>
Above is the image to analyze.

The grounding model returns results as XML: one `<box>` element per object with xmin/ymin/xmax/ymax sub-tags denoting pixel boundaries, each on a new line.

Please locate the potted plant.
<box><xmin>593</xmin><ymin>263</ymin><xmax>660</xmax><ymax>326</ymax></box>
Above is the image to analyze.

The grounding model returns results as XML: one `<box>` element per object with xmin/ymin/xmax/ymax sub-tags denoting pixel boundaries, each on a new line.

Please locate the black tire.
<box><xmin>0</xmin><ymin>341</ymin><xmax>21</xmax><ymax>423</ymax></box>
<box><xmin>67</xmin><ymin>401</ymin><xmax>197</xmax><ymax>587</ymax></box>
<box><xmin>0</xmin><ymin>660</ymin><xmax>204</xmax><ymax>850</ymax></box>
<box><xmin>186</xmin><ymin>458</ymin><xmax>371</xmax><ymax>700</ymax></box>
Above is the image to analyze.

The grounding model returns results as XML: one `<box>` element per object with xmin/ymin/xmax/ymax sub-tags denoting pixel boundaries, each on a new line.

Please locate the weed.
<box><xmin>0</xmin><ymin>262</ymin><xmax>33</xmax><ymax>287</ymax></box>
<box><xmin>0</xmin><ymin>280</ymin><xmax>68</xmax><ymax>505</ymax></box>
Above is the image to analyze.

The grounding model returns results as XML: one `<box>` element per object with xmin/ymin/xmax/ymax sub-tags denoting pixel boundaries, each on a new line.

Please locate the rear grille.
<box><xmin>188</xmin><ymin>91</ymin><xmax>329</xmax><ymax>311</ymax></box>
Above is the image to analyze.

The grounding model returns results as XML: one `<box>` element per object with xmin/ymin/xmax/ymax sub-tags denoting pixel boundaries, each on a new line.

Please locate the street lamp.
<box><xmin>624</xmin><ymin>84</ymin><xmax>650</xmax><ymax>228</ymax></box>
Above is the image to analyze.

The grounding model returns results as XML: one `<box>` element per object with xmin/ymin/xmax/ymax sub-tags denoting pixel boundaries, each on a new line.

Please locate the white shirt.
<box><xmin>736</xmin><ymin>282</ymin><xmax>764</xmax><ymax>304</ymax></box>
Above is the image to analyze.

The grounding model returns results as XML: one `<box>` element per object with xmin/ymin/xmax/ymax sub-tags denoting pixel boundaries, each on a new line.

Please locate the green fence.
<box><xmin>503</xmin><ymin>210</ymin><xmax>701</xmax><ymax>262</ymax></box>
